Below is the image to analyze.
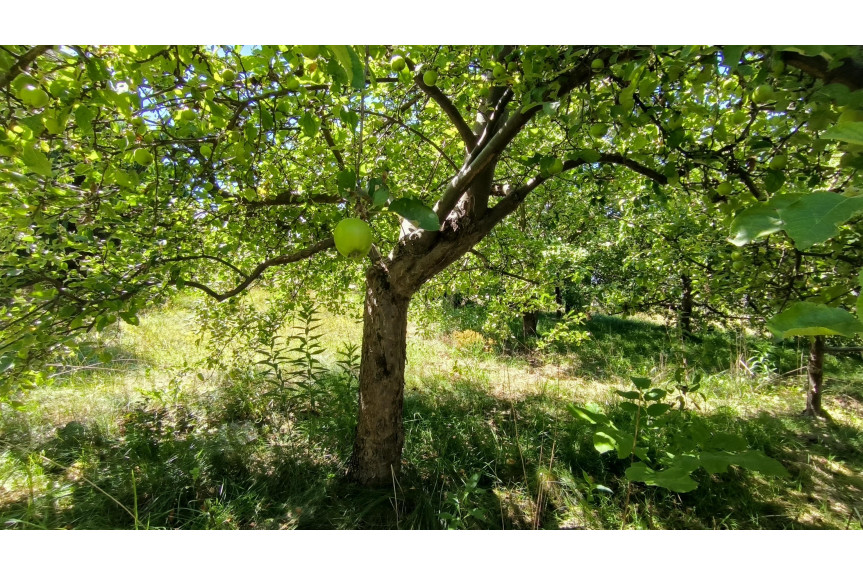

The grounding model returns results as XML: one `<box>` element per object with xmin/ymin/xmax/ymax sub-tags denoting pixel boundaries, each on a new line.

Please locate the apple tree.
<box><xmin>2</xmin><ymin>45</ymin><xmax>863</xmax><ymax>484</ymax></box>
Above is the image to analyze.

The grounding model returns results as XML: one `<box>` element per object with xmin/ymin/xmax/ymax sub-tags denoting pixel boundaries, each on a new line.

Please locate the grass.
<box><xmin>1</xmin><ymin>291</ymin><xmax>862</xmax><ymax>530</ymax></box>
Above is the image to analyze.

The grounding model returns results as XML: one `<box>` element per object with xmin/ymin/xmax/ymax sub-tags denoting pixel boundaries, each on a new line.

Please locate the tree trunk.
<box><xmin>347</xmin><ymin>267</ymin><xmax>411</xmax><ymax>486</ymax></box>
<box><xmin>804</xmin><ymin>335</ymin><xmax>829</xmax><ymax>418</ymax></box>
<box><xmin>522</xmin><ymin>311</ymin><xmax>539</xmax><ymax>338</ymax></box>
<box><xmin>680</xmin><ymin>273</ymin><xmax>693</xmax><ymax>337</ymax></box>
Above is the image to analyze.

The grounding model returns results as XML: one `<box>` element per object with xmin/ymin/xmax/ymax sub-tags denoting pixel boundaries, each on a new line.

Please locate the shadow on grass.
<box><xmin>3</xmin><ymin>311</ymin><xmax>862</xmax><ymax>529</ymax></box>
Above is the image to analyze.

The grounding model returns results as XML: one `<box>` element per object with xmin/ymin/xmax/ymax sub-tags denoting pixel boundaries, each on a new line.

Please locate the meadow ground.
<box><xmin>1</xmin><ymin>292</ymin><xmax>861</xmax><ymax>529</ymax></box>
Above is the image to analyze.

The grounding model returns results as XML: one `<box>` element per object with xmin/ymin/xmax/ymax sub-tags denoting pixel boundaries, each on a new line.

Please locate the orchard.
<box><xmin>1</xmin><ymin>45</ymin><xmax>863</xmax><ymax>489</ymax></box>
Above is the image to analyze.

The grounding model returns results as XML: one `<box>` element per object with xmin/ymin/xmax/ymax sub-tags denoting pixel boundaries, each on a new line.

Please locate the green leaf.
<box><xmin>644</xmin><ymin>388</ymin><xmax>667</xmax><ymax>401</ymax></box>
<box><xmin>727</xmin><ymin>194</ymin><xmax>803</xmax><ymax>246</ymax></box>
<box><xmin>767</xmin><ymin>301</ymin><xmax>863</xmax><ymax>339</ymax></box>
<box><xmin>777</xmin><ymin>193</ymin><xmax>863</xmax><ymax>250</ymax></box>
<box><xmin>821</xmin><ymin>122</ymin><xmax>863</xmax><ymax>146</ymax></box>
<box><xmin>722</xmin><ymin>46</ymin><xmax>745</xmax><ymax>71</ymax></box>
<box><xmin>706</xmin><ymin>432</ymin><xmax>748</xmax><ymax>452</ymax></box>
<box><xmin>119</xmin><ymin>311</ymin><xmax>140</xmax><ymax>326</ymax></box>
<box><xmin>731</xmin><ymin>451</ymin><xmax>790</xmax><ymax>478</ymax></box>
<box><xmin>624</xmin><ymin>462</ymin><xmax>655</xmax><ymax>483</ymax></box>
<box><xmin>22</xmin><ymin>147</ymin><xmax>53</xmax><ymax>177</ymax></box>
<box><xmin>630</xmin><ymin>376</ymin><xmax>651</xmax><ymax>390</ymax></box>
<box><xmin>619</xmin><ymin>401</ymin><xmax>640</xmax><ymax>413</ymax></box>
<box><xmin>646</xmin><ymin>403</ymin><xmax>671</xmax><ymax>417</ymax></box>
<box><xmin>389</xmin><ymin>198</ymin><xmax>439</xmax><ymax>231</ymax></box>
<box><xmin>698</xmin><ymin>451</ymin><xmax>735</xmax><ymax>474</ymax></box>
<box><xmin>328</xmin><ymin>45</ymin><xmax>365</xmax><ymax>91</ymax></box>
<box><xmin>336</xmin><ymin>169</ymin><xmax>356</xmax><ymax>191</ymax></box>
<box><xmin>615</xmin><ymin>389</ymin><xmax>641</xmax><ymax>400</ymax></box>
<box><xmin>593</xmin><ymin>431</ymin><xmax>617</xmax><ymax>454</ymax></box>
<box><xmin>568</xmin><ymin>404</ymin><xmax>610</xmax><ymax>426</ymax></box>
<box><xmin>299</xmin><ymin>112</ymin><xmax>319</xmax><ymax>138</ymax></box>
<box><xmin>654</xmin><ymin>466</ymin><xmax>699</xmax><ymax>492</ymax></box>
<box><xmin>763</xmin><ymin>170</ymin><xmax>785</xmax><ymax>194</ymax></box>
<box><xmin>626</xmin><ymin>461</ymin><xmax>701</xmax><ymax>492</ymax></box>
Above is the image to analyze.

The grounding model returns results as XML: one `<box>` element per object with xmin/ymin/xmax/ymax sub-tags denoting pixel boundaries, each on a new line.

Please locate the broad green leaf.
<box><xmin>619</xmin><ymin>401</ymin><xmax>640</xmax><ymax>414</ymax></box>
<box><xmin>644</xmin><ymin>388</ymin><xmax>667</xmax><ymax>401</ymax></box>
<box><xmin>336</xmin><ymin>169</ymin><xmax>356</xmax><ymax>191</ymax></box>
<box><xmin>22</xmin><ymin>147</ymin><xmax>53</xmax><ymax>177</ymax></box>
<box><xmin>567</xmin><ymin>404</ymin><xmax>610</xmax><ymax>426</ymax></box>
<box><xmin>615</xmin><ymin>389</ymin><xmax>641</xmax><ymax>400</ymax></box>
<box><xmin>372</xmin><ymin>185</ymin><xmax>390</xmax><ymax>207</ymax></box>
<box><xmin>119</xmin><ymin>311</ymin><xmax>140</xmax><ymax>326</ymax></box>
<box><xmin>389</xmin><ymin>198</ymin><xmax>439</xmax><ymax>231</ymax></box>
<box><xmin>624</xmin><ymin>462</ymin><xmax>655</xmax><ymax>483</ymax></box>
<box><xmin>821</xmin><ymin>122</ymin><xmax>863</xmax><ymax>146</ymax></box>
<box><xmin>767</xmin><ymin>301</ymin><xmax>863</xmax><ymax>339</ymax></box>
<box><xmin>705</xmin><ymin>432</ymin><xmax>748</xmax><ymax>452</ymax></box>
<box><xmin>328</xmin><ymin>45</ymin><xmax>365</xmax><ymax>91</ymax></box>
<box><xmin>763</xmin><ymin>170</ymin><xmax>785</xmax><ymax>194</ymax></box>
<box><xmin>646</xmin><ymin>403</ymin><xmax>671</xmax><ymax>417</ymax></box>
<box><xmin>653</xmin><ymin>465</ymin><xmax>699</xmax><ymax>492</ymax></box>
<box><xmin>727</xmin><ymin>194</ymin><xmax>802</xmax><ymax>246</ymax></box>
<box><xmin>698</xmin><ymin>451</ymin><xmax>735</xmax><ymax>474</ymax></box>
<box><xmin>593</xmin><ymin>431</ymin><xmax>617</xmax><ymax>454</ymax></box>
<box><xmin>722</xmin><ymin>46</ymin><xmax>745</xmax><ymax>71</ymax></box>
<box><xmin>299</xmin><ymin>112</ymin><xmax>319</xmax><ymax>138</ymax></box>
<box><xmin>627</xmin><ymin>462</ymin><xmax>698</xmax><ymax>492</ymax></box>
<box><xmin>630</xmin><ymin>376</ymin><xmax>651</xmax><ymax>390</ymax></box>
<box><xmin>777</xmin><ymin>193</ymin><xmax>863</xmax><ymax>250</ymax></box>
<box><xmin>732</xmin><ymin>451</ymin><xmax>790</xmax><ymax>478</ymax></box>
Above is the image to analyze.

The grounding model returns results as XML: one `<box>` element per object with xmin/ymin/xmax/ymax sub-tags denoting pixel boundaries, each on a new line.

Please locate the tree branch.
<box><xmin>180</xmin><ymin>238</ymin><xmax>335</xmax><ymax>301</ymax></box>
<box><xmin>353</xmin><ymin>108</ymin><xmax>459</xmax><ymax>171</ymax></box>
<box><xmin>411</xmin><ymin>61</ymin><xmax>476</xmax><ymax>152</ymax></box>
<box><xmin>468</xmin><ymin>249</ymin><xmax>540</xmax><ymax>285</ymax></box>
<box><xmin>0</xmin><ymin>45</ymin><xmax>52</xmax><ymax>92</ymax></box>
<box><xmin>781</xmin><ymin>51</ymin><xmax>863</xmax><ymax>91</ymax></box>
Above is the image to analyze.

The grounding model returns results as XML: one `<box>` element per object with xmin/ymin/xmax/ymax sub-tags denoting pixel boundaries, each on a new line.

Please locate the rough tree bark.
<box><xmin>347</xmin><ymin>265</ymin><xmax>413</xmax><ymax>485</ymax></box>
<box><xmin>804</xmin><ymin>335</ymin><xmax>829</xmax><ymax>418</ymax></box>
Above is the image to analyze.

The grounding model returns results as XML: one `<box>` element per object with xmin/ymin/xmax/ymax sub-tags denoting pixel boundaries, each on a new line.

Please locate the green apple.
<box><xmin>221</xmin><ymin>69</ymin><xmax>236</xmax><ymax>83</ymax></box>
<box><xmin>133</xmin><ymin>148</ymin><xmax>154</xmax><ymax>166</ymax></box>
<box><xmin>589</xmin><ymin>123</ymin><xmax>609</xmax><ymax>138</ymax></box>
<box><xmin>732</xmin><ymin>260</ymin><xmax>745</xmax><ymax>272</ymax></box>
<box><xmin>591</xmin><ymin>58</ymin><xmax>604</xmax><ymax>70</ymax></box>
<box><xmin>390</xmin><ymin>56</ymin><xmax>406</xmax><ymax>72</ymax></box>
<box><xmin>717</xmin><ymin>182</ymin><xmax>733</xmax><ymax>196</ymax></box>
<box><xmin>769</xmin><ymin>155</ymin><xmax>787</xmax><ymax>170</ymax></box>
<box><xmin>18</xmin><ymin>85</ymin><xmax>49</xmax><ymax>108</ymax></box>
<box><xmin>422</xmin><ymin>70</ymin><xmax>438</xmax><ymax>87</ymax></box>
<box><xmin>180</xmin><ymin>108</ymin><xmax>196</xmax><ymax>122</ymax></box>
<box><xmin>492</xmin><ymin>64</ymin><xmax>506</xmax><ymax>79</ymax></box>
<box><xmin>752</xmin><ymin>84</ymin><xmax>774</xmax><ymax>104</ymax></box>
<box><xmin>333</xmin><ymin>218</ymin><xmax>373</xmax><ymax>259</ymax></box>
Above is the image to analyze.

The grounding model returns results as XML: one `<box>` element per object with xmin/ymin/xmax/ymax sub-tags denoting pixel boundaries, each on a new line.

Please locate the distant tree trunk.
<box><xmin>523</xmin><ymin>311</ymin><xmax>539</xmax><ymax>338</ymax></box>
<box><xmin>680</xmin><ymin>273</ymin><xmax>693</xmax><ymax>337</ymax></box>
<box><xmin>555</xmin><ymin>286</ymin><xmax>563</xmax><ymax>318</ymax></box>
<box><xmin>347</xmin><ymin>266</ymin><xmax>411</xmax><ymax>486</ymax></box>
<box><xmin>804</xmin><ymin>335</ymin><xmax>829</xmax><ymax>418</ymax></box>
